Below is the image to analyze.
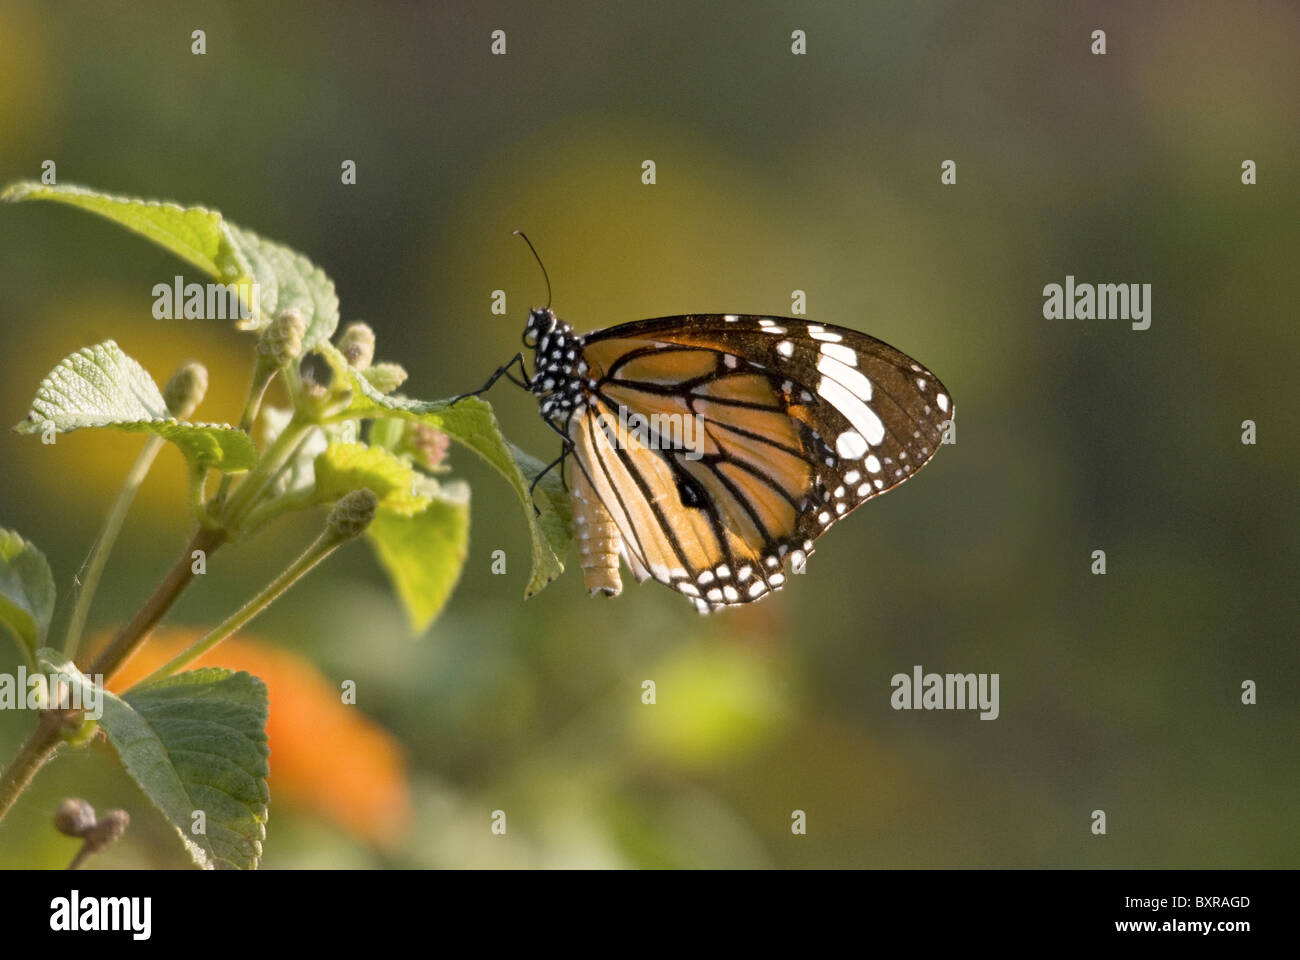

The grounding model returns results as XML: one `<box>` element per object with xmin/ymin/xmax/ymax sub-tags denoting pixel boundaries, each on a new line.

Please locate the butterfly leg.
<box><xmin>450</xmin><ymin>352</ymin><xmax>530</xmax><ymax>404</ymax></box>
<box><xmin>541</xmin><ymin>417</ymin><xmax>573</xmax><ymax>493</ymax></box>
<box><xmin>528</xmin><ymin>444</ymin><xmax>572</xmax><ymax>514</ymax></box>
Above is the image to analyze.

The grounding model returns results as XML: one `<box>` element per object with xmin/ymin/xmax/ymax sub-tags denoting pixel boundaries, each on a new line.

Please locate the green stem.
<box><xmin>188</xmin><ymin>464</ymin><xmax>221</xmax><ymax>529</ymax></box>
<box><xmin>62</xmin><ymin>435</ymin><xmax>166</xmax><ymax>658</ymax></box>
<box><xmin>234</xmin><ymin>427</ymin><xmax>318</xmax><ymax>534</ymax></box>
<box><xmin>214</xmin><ymin>357</ymin><xmax>277</xmax><ymax>509</ymax></box>
<box><xmin>0</xmin><ymin>712</ymin><xmax>63</xmax><ymax>825</ymax></box>
<box><xmin>130</xmin><ymin>525</ymin><xmax>346</xmax><ymax>689</ymax></box>
<box><xmin>237</xmin><ymin>489</ymin><xmax>313</xmax><ymax>537</ymax></box>
<box><xmin>219</xmin><ymin>415</ymin><xmax>312</xmax><ymax>529</ymax></box>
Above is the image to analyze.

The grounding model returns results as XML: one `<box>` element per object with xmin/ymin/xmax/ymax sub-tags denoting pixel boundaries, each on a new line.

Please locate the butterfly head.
<box><xmin>522</xmin><ymin>307</ymin><xmax>558</xmax><ymax>349</ymax></box>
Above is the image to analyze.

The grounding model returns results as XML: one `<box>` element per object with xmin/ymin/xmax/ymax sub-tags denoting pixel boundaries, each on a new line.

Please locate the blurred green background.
<box><xmin>0</xmin><ymin>0</ymin><xmax>1297</xmax><ymax>868</ymax></box>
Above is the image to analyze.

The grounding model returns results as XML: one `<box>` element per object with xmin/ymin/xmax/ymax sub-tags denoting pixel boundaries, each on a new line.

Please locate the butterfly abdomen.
<box><xmin>571</xmin><ymin>464</ymin><xmax>623</xmax><ymax>598</ymax></box>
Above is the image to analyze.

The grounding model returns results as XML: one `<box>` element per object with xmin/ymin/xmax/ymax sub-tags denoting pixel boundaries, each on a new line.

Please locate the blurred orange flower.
<box><xmin>105</xmin><ymin>630</ymin><xmax>411</xmax><ymax>848</ymax></box>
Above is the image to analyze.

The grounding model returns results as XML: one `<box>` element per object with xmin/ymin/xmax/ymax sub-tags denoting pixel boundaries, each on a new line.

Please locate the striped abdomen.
<box><xmin>571</xmin><ymin>466</ymin><xmax>623</xmax><ymax>597</ymax></box>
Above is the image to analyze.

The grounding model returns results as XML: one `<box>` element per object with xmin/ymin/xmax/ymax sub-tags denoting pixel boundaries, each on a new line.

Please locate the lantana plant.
<box><xmin>0</xmin><ymin>182</ymin><xmax>571</xmax><ymax>868</ymax></box>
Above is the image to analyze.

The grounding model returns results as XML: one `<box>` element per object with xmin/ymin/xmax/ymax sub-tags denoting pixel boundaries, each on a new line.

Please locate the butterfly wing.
<box><xmin>568</xmin><ymin>315</ymin><xmax>953</xmax><ymax>612</ymax></box>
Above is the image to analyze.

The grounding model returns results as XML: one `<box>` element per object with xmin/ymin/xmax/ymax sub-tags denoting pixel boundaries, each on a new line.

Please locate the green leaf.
<box><xmin>39</xmin><ymin>651</ymin><xmax>270</xmax><ymax>870</ymax></box>
<box><xmin>13</xmin><ymin>341</ymin><xmax>256</xmax><ymax>472</ymax></box>
<box><xmin>2</xmin><ymin>181</ymin><xmax>339</xmax><ymax>348</ymax></box>
<box><xmin>0</xmin><ymin>530</ymin><xmax>55</xmax><ymax>666</ymax></box>
<box><xmin>511</xmin><ymin>443</ymin><xmax>574</xmax><ymax>575</ymax></box>
<box><xmin>312</xmin><ymin>442</ymin><xmax>431</xmax><ymax>516</ymax></box>
<box><xmin>316</xmin><ymin>344</ymin><xmax>572</xmax><ymax>598</ymax></box>
<box><xmin>224</xmin><ymin>222</ymin><xmax>339</xmax><ymax>349</ymax></box>
<box><xmin>367</xmin><ymin>480</ymin><xmax>470</xmax><ymax>634</ymax></box>
<box><xmin>1</xmin><ymin>180</ymin><xmax>246</xmax><ymax>281</ymax></box>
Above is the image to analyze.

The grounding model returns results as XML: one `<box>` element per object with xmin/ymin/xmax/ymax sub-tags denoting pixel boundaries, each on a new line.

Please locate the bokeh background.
<box><xmin>0</xmin><ymin>0</ymin><xmax>1296</xmax><ymax>868</ymax></box>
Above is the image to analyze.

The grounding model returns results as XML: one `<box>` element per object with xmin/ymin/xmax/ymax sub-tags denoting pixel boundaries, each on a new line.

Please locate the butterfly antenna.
<box><xmin>513</xmin><ymin>229</ymin><xmax>552</xmax><ymax>309</ymax></box>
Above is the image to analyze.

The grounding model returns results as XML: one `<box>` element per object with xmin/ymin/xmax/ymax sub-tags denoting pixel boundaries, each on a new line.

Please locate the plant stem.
<box><xmin>130</xmin><ymin>526</ymin><xmax>346</xmax><ymax>689</ymax></box>
<box><xmin>234</xmin><ymin>428</ymin><xmax>317</xmax><ymax>534</ymax></box>
<box><xmin>189</xmin><ymin>463</ymin><xmax>221</xmax><ymax>529</ymax></box>
<box><xmin>0</xmin><ymin>711</ymin><xmax>63</xmax><ymax>825</ymax></box>
<box><xmin>3</xmin><ymin>397</ymin><xmax>322</xmax><ymax>827</ymax></box>
<box><xmin>214</xmin><ymin>357</ymin><xmax>277</xmax><ymax>509</ymax></box>
<box><xmin>1</xmin><ymin>526</ymin><xmax>226</xmax><ymax>828</ymax></box>
<box><xmin>84</xmin><ymin>524</ymin><xmax>227</xmax><ymax>680</ymax></box>
<box><xmin>61</xmin><ymin>435</ymin><xmax>166</xmax><ymax>658</ymax></box>
<box><xmin>220</xmin><ymin>415</ymin><xmax>312</xmax><ymax>529</ymax></box>
<box><xmin>67</xmin><ymin>842</ymin><xmax>93</xmax><ymax>870</ymax></box>
<box><xmin>237</xmin><ymin>488</ymin><xmax>312</xmax><ymax>537</ymax></box>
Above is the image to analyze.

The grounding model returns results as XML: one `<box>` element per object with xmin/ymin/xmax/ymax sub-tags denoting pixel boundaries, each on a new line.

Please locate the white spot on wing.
<box><xmin>820</xmin><ymin>342</ymin><xmax>858</xmax><ymax>366</ymax></box>
<box><xmin>807</xmin><ymin>325</ymin><xmax>842</xmax><ymax>342</ymax></box>
<box><xmin>816</xmin><ymin>354</ymin><xmax>873</xmax><ymax>401</ymax></box>
<box><xmin>835</xmin><ymin>430</ymin><xmax>868</xmax><ymax>459</ymax></box>
<box><xmin>776</xmin><ymin>340</ymin><xmax>795</xmax><ymax>359</ymax></box>
<box><xmin>937</xmin><ymin>393</ymin><xmax>949</xmax><ymax>412</ymax></box>
<box><xmin>817</xmin><ymin>375</ymin><xmax>885</xmax><ymax>446</ymax></box>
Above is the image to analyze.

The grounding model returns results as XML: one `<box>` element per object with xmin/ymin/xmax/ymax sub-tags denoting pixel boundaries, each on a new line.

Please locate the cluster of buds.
<box><xmin>401</xmin><ymin>422</ymin><xmax>450</xmax><ymax>471</ymax></box>
<box><xmin>54</xmin><ymin>798</ymin><xmax>130</xmax><ymax>869</ymax></box>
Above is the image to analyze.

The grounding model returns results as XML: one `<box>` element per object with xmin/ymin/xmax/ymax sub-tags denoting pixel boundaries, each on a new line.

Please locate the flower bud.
<box><xmin>402</xmin><ymin>423</ymin><xmax>450</xmax><ymax>471</ymax></box>
<box><xmin>364</xmin><ymin>362</ymin><xmax>408</xmax><ymax>395</ymax></box>
<box><xmin>328</xmin><ymin>488</ymin><xmax>378</xmax><ymax>539</ymax></box>
<box><xmin>59</xmin><ymin>710</ymin><xmax>99</xmax><ymax>748</ymax></box>
<box><xmin>54</xmin><ymin>798</ymin><xmax>96</xmax><ymax>838</ymax></box>
<box><xmin>337</xmin><ymin>322</ymin><xmax>376</xmax><ymax>370</ymax></box>
<box><xmin>258</xmin><ymin>308</ymin><xmax>306</xmax><ymax>368</ymax></box>
<box><xmin>163</xmin><ymin>362</ymin><xmax>209</xmax><ymax>418</ymax></box>
<box><xmin>84</xmin><ymin>809</ymin><xmax>130</xmax><ymax>849</ymax></box>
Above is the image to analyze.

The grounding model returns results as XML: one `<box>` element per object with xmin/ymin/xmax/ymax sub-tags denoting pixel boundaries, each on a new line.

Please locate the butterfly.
<box><xmin>466</xmin><ymin>243</ymin><xmax>954</xmax><ymax>613</ymax></box>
